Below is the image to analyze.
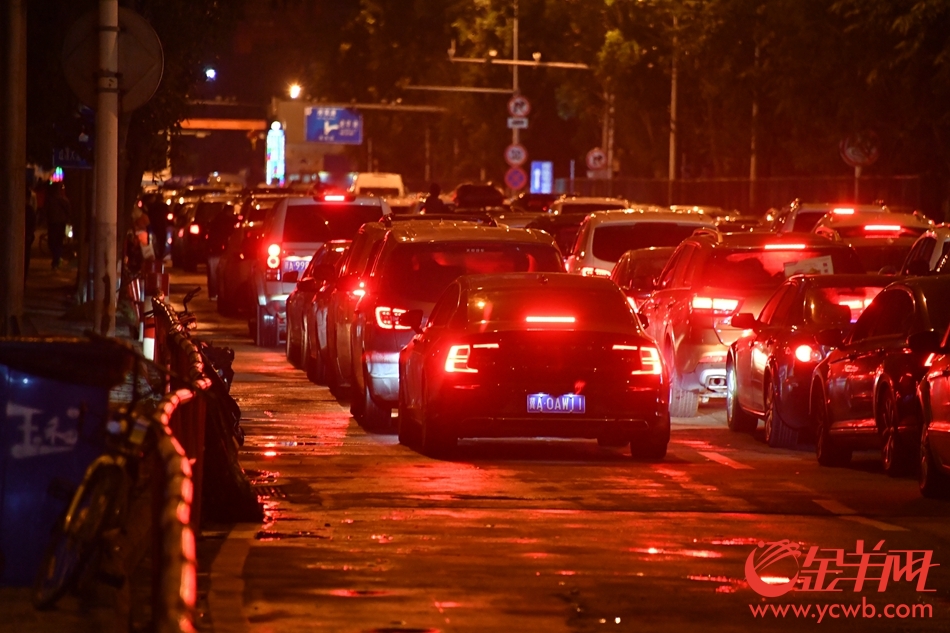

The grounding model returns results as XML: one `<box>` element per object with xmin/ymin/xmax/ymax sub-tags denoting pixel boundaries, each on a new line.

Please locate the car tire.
<box><xmin>630</xmin><ymin>412</ymin><xmax>670</xmax><ymax>461</ymax></box>
<box><xmin>361</xmin><ymin>370</ymin><xmax>393</xmax><ymax>431</ymax></box>
<box><xmin>919</xmin><ymin>430</ymin><xmax>950</xmax><ymax>498</ymax></box>
<box><xmin>256</xmin><ymin>305</ymin><xmax>278</xmax><ymax>348</ymax></box>
<box><xmin>726</xmin><ymin>363</ymin><xmax>757</xmax><ymax>433</ymax></box>
<box><xmin>397</xmin><ymin>384</ymin><xmax>419</xmax><ymax>447</ymax></box>
<box><xmin>305</xmin><ymin>339</ymin><xmax>325</xmax><ymax>384</ymax></box>
<box><xmin>814</xmin><ymin>387</ymin><xmax>851</xmax><ymax>467</ymax></box>
<box><xmin>764</xmin><ymin>376</ymin><xmax>797</xmax><ymax>449</ymax></box>
<box><xmin>420</xmin><ymin>379</ymin><xmax>456</xmax><ymax>458</ymax></box>
<box><xmin>879</xmin><ymin>384</ymin><xmax>914</xmax><ymax>477</ymax></box>
<box><xmin>286</xmin><ymin>323</ymin><xmax>301</xmax><ymax>368</ymax></box>
<box><xmin>669</xmin><ymin>371</ymin><xmax>699</xmax><ymax>418</ymax></box>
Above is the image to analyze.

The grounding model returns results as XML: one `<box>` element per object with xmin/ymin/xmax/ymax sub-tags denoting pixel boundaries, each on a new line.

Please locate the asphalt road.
<box><xmin>170</xmin><ymin>272</ymin><xmax>950</xmax><ymax>633</ymax></box>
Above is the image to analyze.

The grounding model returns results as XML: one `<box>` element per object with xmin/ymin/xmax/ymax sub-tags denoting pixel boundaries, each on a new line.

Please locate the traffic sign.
<box><xmin>305</xmin><ymin>106</ymin><xmax>363</xmax><ymax>144</ymax></box>
<box><xmin>504</xmin><ymin>167</ymin><xmax>528</xmax><ymax>191</ymax></box>
<box><xmin>504</xmin><ymin>143</ymin><xmax>528</xmax><ymax>167</ymax></box>
<box><xmin>507</xmin><ymin>117</ymin><xmax>529</xmax><ymax>130</ymax></box>
<box><xmin>586</xmin><ymin>147</ymin><xmax>607</xmax><ymax>171</ymax></box>
<box><xmin>840</xmin><ymin>131</ymin><xmax>880</xmax><ymax>168</ymax></box>
<box><xmin>508</xmin><ymin>95</ymin><xmax>531</xmax><ymax>117</ymax></box>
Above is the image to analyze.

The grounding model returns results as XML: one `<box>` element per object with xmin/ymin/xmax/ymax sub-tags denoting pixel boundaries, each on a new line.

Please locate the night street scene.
<box><xmin>6</xmin><ymin>0</ymin><xmax>950</xmax><ymax>631</ymax></box>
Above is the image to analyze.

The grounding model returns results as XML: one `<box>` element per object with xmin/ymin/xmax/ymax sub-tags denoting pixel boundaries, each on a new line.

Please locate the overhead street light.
<box><xmin>289</xmin><ymin>83</ymin><xmax>302</xmax><ymax>99</ymax></box>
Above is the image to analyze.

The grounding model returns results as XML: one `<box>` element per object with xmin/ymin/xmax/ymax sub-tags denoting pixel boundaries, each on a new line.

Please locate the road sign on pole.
<box><xmin>305</xmin><ymin>107</ymin><xmax>364</xmax><ymax>144</ymax></box>
<box><xmin>504</xmin><ymin>167</ymin><xmax>528</xmax><ymax>191</ymax></box>
<box><xmin>508</xmin><ymin>95</ymin><xmax>531</xmax><ymax>117</ymax></box>
<box><xmin>504</xmin><ymin>143</ymin><xmax>527</xmax><ymax>167</ymax></box>
<box><xmin>586</xmin><ymin>147</ymin><xmax>607</xmax><ymax>171</ymax></box>
<box><xmin>507</xmin><ymin>117</ymin><xmax>529</xmax><ymax>130</ymax></box>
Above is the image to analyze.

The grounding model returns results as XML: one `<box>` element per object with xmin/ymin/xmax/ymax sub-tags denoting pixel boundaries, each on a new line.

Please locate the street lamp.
<box><xmin>289</xmin><ymin>83</ymin><xmax>302</xmax><ymax>99</ymax></box>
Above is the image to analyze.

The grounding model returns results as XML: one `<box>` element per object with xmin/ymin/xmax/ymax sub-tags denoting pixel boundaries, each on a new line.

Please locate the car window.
<box><xmin>758</xmin><ymin>284</ymin><xmax>794</xmax><ymax>325</ymax></box>
<box><xmin>868</xmin><ymin>289</ymin><xmax>915</xmax><ymax>338</ymax></box>
<box><xmin>805</xmin><ymin>285</ymin><xmax>883</xmax><ymax>326</ymax></box>
<box><xmin>591</xmin><ymin>223</ymin><xmax>705</xmax><ymax>263</ymax></box>
<box><xmin>341</xmin><ymin>229</ymin><xmax>383</xmax><ymax>277</ymax></box>
<box><xmin>559</xmin><ymin>203</ymin><xmax>627</xmax><ymax>215</ymax></box>
<box><xmin>572</xmin><ymin>219</ymin><xmax>592</xmax><ymax>257</ymax></box>
<box><xmin>427</xmin><ymin>283</ymin><xmax>461</xmax><ymax>329</ymax></box>
<box><xmin>378</xmin><ymin>242</ymin><xmax>562</xmax><ymax>303</ymax></box>
<box><xmin>698</xmin><ymin>247</ymin><xmax>863</xmax><ymax>289</ymax></box>
<box><xmin>281</xmin><ymin>204</ymin><xmax>380</xmax><ymax>242</ymax></box>
<box><xmin>466</xmin><ymin>286</ymin><xmax>636</xmax><ymax>329</ymax></box>
<box><xmin>789</xmin><ymin>210</ymin><xmax>827</xmax><ymax>233</ymax></box>
<box><xmin>657</xmin><ymin>244</ymin><xmax>692</xmax><ymax>289</ymax></box>
<box><xmin>771</xmin><ymin>285</ymin><xmax>803</xmax><ymax>326</ymax></box>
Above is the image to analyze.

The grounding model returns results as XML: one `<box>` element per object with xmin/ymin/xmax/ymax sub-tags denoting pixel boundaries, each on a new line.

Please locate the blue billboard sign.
<box><xmin>530</xmin><ymin>161</ymin><xmax>553</xmax><ymax>194</ymax></box>
<box><xmin>305</xmin><ymin>107</ymin><xmax>363</xmax><ymax>145</ymax></box>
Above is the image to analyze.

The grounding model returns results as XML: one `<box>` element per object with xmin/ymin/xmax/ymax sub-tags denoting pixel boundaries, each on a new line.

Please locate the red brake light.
<box><xmin>525</xmin><ymin>316</ymin><xmax>576</xmax><ymax>324</ymax></box>
<box><xmin>691</xmin><ymin>296</ymin><xmax>740</xmax><ymax>316</ymax></box>
<box><xmin>794</xmin><ymin>344</ymin><xmax>822</xmax><ymax>363</ymax></box>
<box><xmin>324</xmin><ymin>194</ymin><xmax>346</xmax><ymax>202</ymax></box>
<box><xmin>266</xmin><ymin>243</ymin><xmax>281</xmax><ymax>269</ymax></box>
<box><xmin>375</xmin><ymin>306</ymin><xmax>410</xmax><ymax>330</ymax></box>
<box><xmin>579</xmin><ymin>266</ymin><xmax>611</xmax><ymax>277</ymax></box>
<box><xmin>445</xmin><ymin>345</ymin><xmax>477</xmax><ymax>373</ymax></box>
<box><xmin>612</xmin><ymin>344</ymin><xmax>663</xmax><ymax>375</ymax></box>
<box><xmin>833</xmin><ymin>208</ymin><xmax>855</xmax><ymax>215</ymax></box>
<box><xmin>864</xmin><ymin>224</ymin><xmax>901</xmax><ymax>232</ymax></box>
<box><xmin>189</xmin><ymin>224</ymin><xmax>201</xmax><ymax>235</ymax></box>
<box><xmin>764</xmin><ymin>243</ymin><xmax>805</xmax><ymax>250</ymax></box>
<box><xmin>166</xmin><ymin>212</ymin><xmax>174</xmax><ymax>221</ymax></box>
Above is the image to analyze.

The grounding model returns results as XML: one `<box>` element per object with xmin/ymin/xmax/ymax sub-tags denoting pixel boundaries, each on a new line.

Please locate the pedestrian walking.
<box><xmin>43</xmin><ymin>182</ymin><xmax>71</xmax><ymax>269</ymax></box>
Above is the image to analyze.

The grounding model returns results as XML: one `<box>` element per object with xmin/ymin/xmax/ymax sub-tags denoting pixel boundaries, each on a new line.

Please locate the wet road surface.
<box><xmin>172</xmin><ymin>273</ymin><xmax>950</xmax><ymax>632</ymax></box>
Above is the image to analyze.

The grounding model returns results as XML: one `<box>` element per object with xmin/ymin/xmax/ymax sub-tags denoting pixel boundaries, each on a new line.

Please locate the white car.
<box><xmin>565</xmin><ymin>208</ymin><xmax>716</xmax><ymax>277</ymax></box>
<box><xmin>901</xmin><ymin>225</ymin><xmax>950</xmax><ymax>275</ymax></box>
<box><xmin>251</xmin><ymin>192</ymin><xmax>392</xmax><ymax>346</ymax></box>
<box><xmin>812</xmin><ymin>210</ymin><xmax>934</xmax><ymax>273</ymax></box>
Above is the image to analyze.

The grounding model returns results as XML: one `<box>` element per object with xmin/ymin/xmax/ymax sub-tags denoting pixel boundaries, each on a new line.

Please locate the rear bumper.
<box><xmin>365</xmin><ymin>351</ymin><xmax>400</xmax><ymax>403</ymax></box>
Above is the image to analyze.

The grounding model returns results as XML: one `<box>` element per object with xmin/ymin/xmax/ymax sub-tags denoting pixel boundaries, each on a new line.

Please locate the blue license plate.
<box><xmin>285</xmin><ymin>259</ymin><xmax>309</xmax><ymax>272</ymax></box>
<box><xmin>527</xmin><ymin>393</ymin><xmax>586</xmax><ymax>414</ymax></box>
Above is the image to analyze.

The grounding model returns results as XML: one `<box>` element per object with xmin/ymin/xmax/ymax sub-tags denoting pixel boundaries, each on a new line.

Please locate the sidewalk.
<box><xmin>20</xmin><ymin>255</ymin><xmax>91</xmax><ymax>338</ymax></box>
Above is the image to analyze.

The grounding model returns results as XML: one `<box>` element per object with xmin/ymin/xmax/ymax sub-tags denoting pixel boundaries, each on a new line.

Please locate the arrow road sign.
<box><xmin>505</xmin><ymin>143</ymin><xmax>528</xmax><ymax>167</ymax></box>
<box><xmin>305</xmin><ymin>107</ymin><xmax>363</xmax><ymax>144</ymax></box>
<box><xmin>508</xmin><ymin>95</ymin><xmax>531</xmax><ymax>117</ymax></box>
<box><xmin>505</xmin><ymin>166</ymin><xmax>528</xmax><ymax>191</ymax></box>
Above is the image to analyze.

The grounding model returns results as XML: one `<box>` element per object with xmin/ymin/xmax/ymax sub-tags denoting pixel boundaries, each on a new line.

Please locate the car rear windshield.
<box><xmin>358</xmin><ymin>187</ymin><xmax>401</xmax><ymax>198</ymax></box>
<box><xmin>805</xmin><ymin>285</ymin><xmax>885</xmax><ymax>326</ymax></box>
<box><xmin>195</xmin><ymin>201</ymin><xmax>233</xmax><ymax>223</ymax></box>
<box><xmin>380</xmin><ymin>242</ymin><xmax>562</xmax><ymax>302</ymax></box>
<box><xmin>560</xmin><ymin>203</ymin><xmax>627</xmax><ymax>216</ymax></box>
<box><xmin>789</xmin><ymin>210</ymin><xmax>829</xmax><ymax>232</ymax></box>
<box><xmin>699</xmin><ymin>247</ymin><xmax>864</xmax><ymax>289</ymax></box>
<box><xmin>281</xmin><ymin>204</ymin><xmax>380</xmax><ymax>243</ymax></box>
<box><xmin>246</xmin><ymin>199</ymin><xmax>280</xmax><ymax>223</ymax></box>
<box><xmin>466</xmin><ymin>287</ymin><xmax>635</xmax><ymax>329</ymax></box>
<box><xmin>592</xmin><ymin>223</ymin><xmax>704</xmax><ymax>262</ymax></box>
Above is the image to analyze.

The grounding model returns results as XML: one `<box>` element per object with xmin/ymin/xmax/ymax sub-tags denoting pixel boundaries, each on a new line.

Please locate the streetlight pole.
<box><xmin>512</xmin><ymin>0</ymin><xmax>519</xmax><ymax>147</ymax></box>
<box><xmin>668</xmin><ymin>14</ymin><xmax>678</xmax><ymax>205</ymax></box>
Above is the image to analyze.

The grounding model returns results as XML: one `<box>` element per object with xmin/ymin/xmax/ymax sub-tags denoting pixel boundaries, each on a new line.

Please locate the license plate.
<box><xmin>527</xmin><ymin>393</ymin><xmax>586</xmax><ymax>414</ymax></box>
<box><xmin>285</xmin><ymin>259</ymin><xmax>308</xmax><ymax>272</ymax></box>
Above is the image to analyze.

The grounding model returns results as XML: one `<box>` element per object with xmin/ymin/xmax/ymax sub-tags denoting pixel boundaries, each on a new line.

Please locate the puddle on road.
<box><xmin>629</xmin><ymin>547</ymin><xmax>722</xmax><ymax>559</ymax></box>
<box><xmin>708</xmin><ymin>537</ymin><xmax>759</xmax><ymax>546</ymax></box>
<box><xmin>686</xmin><ymin>574</ymin><xmax>749</xmax><ymax>594</ymax></box>
<box><xmin>255</xmin><ymin>530</ymin><xmax>330</xmax><ymax>541</ymax></box>
<box><xmin>323</xmin><ymin>589</ymin><xmax>394</xmax><ymax>598</ymax></box>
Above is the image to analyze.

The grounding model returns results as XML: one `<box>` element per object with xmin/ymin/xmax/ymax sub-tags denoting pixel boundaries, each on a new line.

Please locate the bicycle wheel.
<box><xmin>33</xmin><ymin>464</ymin><xmax>124</xmax><ymax>610</ymax></box>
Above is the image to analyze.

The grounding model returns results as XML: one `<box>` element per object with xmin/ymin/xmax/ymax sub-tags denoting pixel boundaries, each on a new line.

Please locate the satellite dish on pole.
<box><xmin>62</xmin><ymin>7</ymin><xmax>164</xmax><ymax>112</ymax></box>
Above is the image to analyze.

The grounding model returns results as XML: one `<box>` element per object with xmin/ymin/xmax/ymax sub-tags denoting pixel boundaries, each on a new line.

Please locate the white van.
<box><xmin>350</xmin><ymin>172</ymin><xmax>405</xmax><ymax>198</ymax></box>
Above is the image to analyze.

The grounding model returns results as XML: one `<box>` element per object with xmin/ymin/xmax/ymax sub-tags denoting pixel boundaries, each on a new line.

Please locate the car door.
<box><xmin>750</xmin><ymin>284</ymin><xmax>801</xmax><ymax>412</ymax></box>
<box><xmin>641</xmin><ymin>243</ymin><xmax>698</xmax><ymax>358</ymax></box>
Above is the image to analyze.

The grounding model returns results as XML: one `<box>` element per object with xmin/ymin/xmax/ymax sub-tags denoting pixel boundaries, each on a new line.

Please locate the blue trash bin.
<box><xmin>0</xmin><ymin>338</ymin><xmax>131</xmax><ymax>585</ymax></box>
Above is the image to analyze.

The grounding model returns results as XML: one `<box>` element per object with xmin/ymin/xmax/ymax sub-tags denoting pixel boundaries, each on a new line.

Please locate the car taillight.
<box><xmin>375</xmin><ymin>306</ymin><xmax>410</xmax><ymax>330</ymax></box>
<box><xmin>691</xmin><ymin>296</ymin><xmax>740</xmax><ymax>316</ymax></box>
<box><xmin>764</xmin><ymin>243</ymin><xmax>805</xmax><ymax>250</ymax></box>
<box><xmin>445</xmin><ymin>345</ymin><xmax>477</xmax><ymax>373</ymax></box>
<box><xmin>166</xmin><ymin>212</ymin><xmax>174</xmax><ymax>221</ymax></box>
<box><xmin>612</xmin><ymin>344</ymin><xmax>663</xmax><ymax>375</ymax></box>
<box><xmin>794</xmin><ymin>344</ymin><xmax>822</xmax><ymax>363</ymax></box>
<box><xmin>526</xmin><ymin>315</ymin><xmax>576</xmax><ymax>324</ymax></box>
<box><xmin>833</xmin><ymin>207</ymin><xmax>855</xmax><ymax>215</ymax></box>
<box><xmin>579</xmin><ymin>266</ymin><xmax>611</xmax><ymax>277</ymax></box>
<box><xmin>266</xmin><ymin>243</ymin><xmax>281</xmax><ymax>269</ymax></box>
<box><xmin>324</xmin><ymin>194</ymin><xmax>346</xmax><ymax>202</ymax></box>
<box><xmin>189</xmin><ymin>224</ymin><xmax>200</xmax><ymax>235</ymax></box>
<box><xmin>177</xmin><ymin>228</ymin><xmax>184</xmax><ymax>238</ymax></box>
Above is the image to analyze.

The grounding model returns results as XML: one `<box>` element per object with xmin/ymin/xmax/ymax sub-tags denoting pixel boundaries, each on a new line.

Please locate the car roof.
<box><xmin>386</xmin><ymin>223</ymin><xmax>557</xmax><ymax>246</ymax></box>
<box><xmin>792</xmin><ymin>202</ymin><xmax>886</xmax><ymax>213</ymax></box>
<box><xmin>813</xmin><ymin>210</ymin><xmax>932</xmax><ymax>229</ymax></box>
<box><xmin>459</xmin><ymin>271</ymin><xmax>618</xmax><ymax>294</ymax></box>
<box><xmin>554</xmin><ymin>196</ymin><xmax>628</xmax><ymax>206</ymax></box>
<box><xmin>697</xmin><ymin>232</ymin><xmax>841</xmax><ymax>249</ymax></box>
<box><xmin>281</xmin><ymin>194</ymin><xmax>388</xmax><ymax>207</ymax></box>
<box><xmin>584</xmin><ymin>208</ymin><xmax>716</xmax><ymax>227</ymax></box>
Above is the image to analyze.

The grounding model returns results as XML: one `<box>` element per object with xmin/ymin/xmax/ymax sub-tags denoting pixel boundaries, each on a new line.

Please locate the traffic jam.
<box><xmin>198</xmin><ymin>183</ymin><xmax>950</xmax><ymax>497</ymax></box>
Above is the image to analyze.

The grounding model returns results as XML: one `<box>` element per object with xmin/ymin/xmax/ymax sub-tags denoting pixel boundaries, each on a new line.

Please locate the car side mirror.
<box><xmin>282</xmin><ymin>270</ymin><xmax>299</xmax><ymax>284</ymax></box>
<box><xmin>731</xmin><ymin>312</ymin><xmax>759</xmax><ymax>330</ymax></box>
<box><xmin>816</xmin><ymin>328</ymin><xmax>844</xmax><ymax>348</ymax></box>
<box><xmin>908</xmin><ymin>329</ymin><xmax>943</xmax><ymax>354</ymax></box>
<box><xmin>399</xmin><ymin>309</ymin><xmax>424</xmax><ymax>334</ymax></box>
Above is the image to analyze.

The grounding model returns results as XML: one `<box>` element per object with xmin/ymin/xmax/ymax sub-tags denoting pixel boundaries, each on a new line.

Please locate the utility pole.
<box><xmin>0</xmin><ymin>0</ymin><xmax>26</xmax><ymax>335</ymax></box>
<box><xmin>668</xmin><ymin>14</ymin><xmax>678</xmax><ymax>206</ymax></box>
<box><xmin>749</xmin><ymin>45</ymin><xmax>759</xmax><ymax>214</ymax></box>
<box><xmin>512</xmin><ymin>0</ymin><xmax>520</xmax><ymax>147</ymax></box>
<box><xmin>94</xmin><ymin>0</ymin><xmax>119</xmax><ymax>336</ymax></box>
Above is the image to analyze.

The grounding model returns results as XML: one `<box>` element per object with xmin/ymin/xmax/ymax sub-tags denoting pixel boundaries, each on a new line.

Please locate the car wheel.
<box><xmin>286</xmin><ymin>323</ymin><xmax>301</xmax><ymax>368</ymax></box>
<box><xmin>256</xmin><ymin>305</ymin><xmax>278</xmax><ymax>347</ymax></box>
<box><xmin>814</xmin><ymin>387</ymin><xmax>851</xmax><ymax>467</ymax></box>
<box><xmin>764</xmin><ymin>376</ymin><xmax>797</xmax><ymax>448</ymax></box>
<box><xmin>879</xmin><ymin>384</ymin><xmax>912</xmax><ymax>477</ymax></box>
<box><xmin>630</xmin><ymin>412</ymin><xmax>670</xmax><ymax>461</ymax></box>
<box><xmin>725</xmin><ymin>363</ymin><xmax>757</xmax><ymax>433</ymax></box>
<box><xmin>919</xmin><ymin>429</ymin><xmax>950</xmax><ymax>498</ymax></box>
<box><xmin>669</xmin><ymin>370</ymin><xmax>699</xmax><ymax>418</ymax></box>
<box><xmin>361</xmin><ymin>369</ymin><xmax>393</xmax><ymax>431</ymax></box>
<box><xmin>420</xmin><ymin>378</ymin><xmax>456</xmax><ymax>458</ymax></box>
<box><xmin>397</xmin><ymin>382</ymin><xmax>419</xmax><ymax>447</ymax></box>
<box><xmin>305</xmin><ymin>338</ymin><xmax>326</xmax><ymax>384</ymax></box>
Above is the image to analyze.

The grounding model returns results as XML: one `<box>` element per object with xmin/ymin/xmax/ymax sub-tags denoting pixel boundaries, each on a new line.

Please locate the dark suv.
<box><xmin>348</xmin><ymin>223</ymin><xmax>564</xmax><ymax>428</ymax></box>
<box><xmin>638</xmin><ymin>231</ymin><xmax>865</xmax><ymax>417</ymax></box>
